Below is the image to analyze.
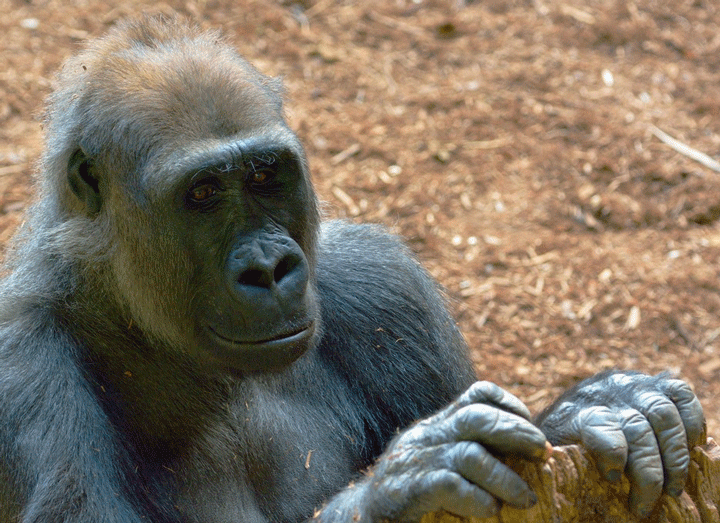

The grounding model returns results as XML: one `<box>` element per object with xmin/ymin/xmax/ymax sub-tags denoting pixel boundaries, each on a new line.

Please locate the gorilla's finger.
<box><xmin>418</xmin><ymin>470</ymin><xmax>500</xmax><ymax>519</ymax></box>
<box><xmin>635</xmin><ymin>392</ymin><xmax>689</xmax><ymax>497</ymax></box>
<box><xmin>659</xmin><ymin>379</ymin><xmax>706</xmax><ymax>448</ymax></box>
<box><xmin>417</xmin><ymin>382</ymin><xmax>524</xmax><ymax>431</ymax></box>
<box><xmin>453</xmin><ymin>381</ymin><xmax>533</xmax><ymax>420</ymax></box>
<box><xmin>451</xmin><ymin>441</ymin><xmax>537</xmax><ymax>509</ymax></box>
<box><xmin>574</xmin><ymin>406</ymin><xmax>628</xmax><ymax>481</ymax></box>
<box><xmin>620</xmin><ymin>408</ymin><xmax>664</xmax><ymax>518</ymax></box>
<box><xmin>447</xmin><ymin>404</ymin><xmax>548</xmax><ymax>460</ymax></box>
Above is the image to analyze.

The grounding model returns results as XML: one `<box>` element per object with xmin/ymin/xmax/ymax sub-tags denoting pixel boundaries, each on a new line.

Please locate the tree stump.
<box><xmin>421</xmin><ymin>438</ymin><xmax>720</xmax><ymax>523</ymax></box>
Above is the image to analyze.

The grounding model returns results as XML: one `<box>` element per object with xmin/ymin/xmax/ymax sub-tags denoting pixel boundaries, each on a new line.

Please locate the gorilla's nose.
<box><xmin>228</xmin><ymin>237</ymin><xmax>310</xmax><ymax>306</ymax></box>
<box><xmin>236</xmin><ymin>250</ymin><xmax>305</xmax><ymax>291</ymax></box>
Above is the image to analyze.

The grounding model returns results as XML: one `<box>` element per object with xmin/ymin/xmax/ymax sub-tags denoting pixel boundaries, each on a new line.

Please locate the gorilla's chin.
<box><xmin>205</xmin><ymin>322</ymin><xmax>316</xmax><ymax>373</ymax></box>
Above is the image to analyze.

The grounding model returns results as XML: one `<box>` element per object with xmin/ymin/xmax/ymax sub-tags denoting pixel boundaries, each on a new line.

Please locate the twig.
<box><xmin>465</xmin><ymin>137</ymin><xmax>512</xmax><ymax>150</ymax></box>
<box><xmin>331</xmin><ymin>143</ymin><xmax>361</xmax><ymax>165</ymax></box>
<box><xmin>331</xmin><ymin>186</ymin><xmax>360</xmax><ymax>216</ymax></box>
<box><xmin>0</xmin><ymin>164</ymin><xmax>28</xmax><ymax>177</ymax></box>
<box><xmin>367</xmin><ymin>12</ymin><xmax>426</xmax><ymax>37</ymax></box>
<box><xmin>560</xmin><ymin>5</ymin><xmax>596</xmax><ymax>25</ymax></box>
<box><xmin>650</xmin><ymin>125</ymin><xmax>720</xmax><ymax>173</ymax></box>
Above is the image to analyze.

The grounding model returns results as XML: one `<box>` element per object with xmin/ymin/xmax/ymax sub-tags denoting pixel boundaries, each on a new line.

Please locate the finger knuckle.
<box><xmin>608</xmin><ymin>373</ymin><xmax>638</xmax><ymax>387</ymax></box>
<box><xmin>432</xmin><ymin>472</ymin><xmax>464</xmax><ymax>498</ymax></box>
<box><xmin>578</xmin><ymin>405</ymin><xmax>616</xmax><ymax>428</ymax></box>
<box><xmin>620</xmin><ymin>409</ymin><xmax>651</xmax><ymax>439</ymax></box>
<box><xmin>667</xmin><ymin>380</ymin><xmax>694</xmax><ymax>398</ymax></box>
<box><xmin>636</xmin><ymin>392</ymin><xmax>675</xmax><ymax>414</ymax></box>
<box><xmin>646</xmin><ymin>401</ymin><xmax>679</xmax><ymax>425</ymax></box>
<box><xmin>450</xmin><ymin>441</ymin><xmax>479</xmax><ymax>465</ymax></box>
<box><xmin>456</xmin><ymin>404</ymin><xmax>499</xmax><ymax>434</ymax></box>
<box><xmin>463</xmin><ymin>381</ymin><xmax>501</xmax><ymax>403</ymax></box>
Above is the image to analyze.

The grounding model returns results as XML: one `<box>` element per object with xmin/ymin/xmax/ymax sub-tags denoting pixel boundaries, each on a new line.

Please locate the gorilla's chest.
<box><xmin>174</xmin><ymin>395</ymin><xmax>361</xmax><ymax>522</ymax></box>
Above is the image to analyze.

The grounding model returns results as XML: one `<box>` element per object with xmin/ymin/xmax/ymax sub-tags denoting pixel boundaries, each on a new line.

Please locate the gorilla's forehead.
<box><xmin>100</xmin><ymin>54</ymin><xmax>282</xmax><ymax>138</ymax></box>
<box><xmin>141</xmin><ymin>126</ymin><xmax>304</xmax><ymax>198</ymax></box>
<box><xmin>64</xmin><ymin>23</ymin><xmax>287</xmax><ymax>155</ymax></box>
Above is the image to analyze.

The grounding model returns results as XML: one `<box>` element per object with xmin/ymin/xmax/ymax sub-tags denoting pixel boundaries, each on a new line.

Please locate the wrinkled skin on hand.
<box><xmin>536</xmin><ymin>370</ymin><xmax>706</xmax><ymax>519</ymax></box>
<box><xmin>318</xmin><ymin>382</ymin><xmax>548</xmax><ymax>522</ymax></box>
<box><xmin>316</xmin><ymin>372</ymin><xmax>704</xmax><ymax>522</ymax></box>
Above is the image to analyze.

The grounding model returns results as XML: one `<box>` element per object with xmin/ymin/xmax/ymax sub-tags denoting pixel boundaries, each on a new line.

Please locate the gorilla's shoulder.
<box><xmin>316</xmin><ymin>219</ymin><xmax>442</xmax><ymax>314</ymax></box>
<box><xmin>318</xmin><ymin>220</ymin><xmax>415</xmax><ymax>267</ymax></box>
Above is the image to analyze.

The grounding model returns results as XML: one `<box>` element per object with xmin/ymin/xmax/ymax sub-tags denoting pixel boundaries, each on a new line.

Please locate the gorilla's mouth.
<box><xmin>208</xmin><ymin>323</ymin><xmax>314</xmax><ymax>347</ymax></box>
<box><xmin>205</xmin><ymin>322</ymin><xmax>316</xmax><ymax>372</ymax></box>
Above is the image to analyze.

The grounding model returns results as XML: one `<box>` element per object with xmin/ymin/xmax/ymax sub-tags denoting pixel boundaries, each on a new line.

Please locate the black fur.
<box><xmin>0</xmin><ymin>17</ymin><xmax>475</xmax><ymax>523</ymax></box>
<box><xmin>1</xmin><ymin>15</ymin><xmax>703</xmax><ymax>523</ymax></box>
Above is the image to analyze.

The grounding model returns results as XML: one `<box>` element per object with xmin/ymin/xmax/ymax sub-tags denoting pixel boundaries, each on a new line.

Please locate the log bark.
<box><xmin>421</xmin><ymin>437</ymin><xmax>720</xmax><ymax>523</ymax></box>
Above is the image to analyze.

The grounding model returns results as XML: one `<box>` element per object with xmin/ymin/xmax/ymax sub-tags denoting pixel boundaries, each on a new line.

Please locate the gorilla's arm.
<box><xmin>0</xmin><ymin>312</ymin><xmax>146</xmax><ymax>523</ymax></box>
<box><xmin>312</xmin><ymin>382</ymin><xmax>548</xmax><ymax>522</ymax></box>
<box><xmin>309</xmin><ymin>222</ymin><xmax>549</xmax><ymax>522</ymax></box>
<box><xmin>535</xmin><ymin>370</ymin><xmax>705</xmax><ymax>518</ymax></box>
<box><xmin>315</xmin><ymin>221</ymin><xmax>478</xmax><ymax>435</ymax></box>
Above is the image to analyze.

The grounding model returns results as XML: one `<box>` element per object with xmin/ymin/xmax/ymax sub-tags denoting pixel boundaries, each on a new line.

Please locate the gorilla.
<box><xmin>0</xmin><ymin>16</ymin><xmax>705</xmax><ymax>523</ymax></box>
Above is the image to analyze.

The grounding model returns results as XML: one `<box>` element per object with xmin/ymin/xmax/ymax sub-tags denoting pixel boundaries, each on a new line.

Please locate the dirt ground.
<box><xmin>1</xmin><ymin>0</ymin><xmax>718</xmax><ymax>437</ymax></box>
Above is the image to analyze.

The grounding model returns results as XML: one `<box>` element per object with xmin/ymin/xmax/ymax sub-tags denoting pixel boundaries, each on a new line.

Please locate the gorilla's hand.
<box><xmin>536</xmin><ymin>370</ymin><xmax>706</xmax><ymax>518</ymax></box>
<box><xmin>361</xmin><ymin>381</ymin><xmax>548</xmax><ymax>522</ymax></box>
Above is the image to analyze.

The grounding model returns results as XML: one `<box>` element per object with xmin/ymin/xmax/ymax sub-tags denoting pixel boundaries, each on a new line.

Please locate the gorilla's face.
<box><xmin>106</xmin><ymin>132</ymin><xmax>321</xmax><ymax>375</ymax></box>
<box><xmin>173</xmin><ymin>134</ymin><xmax>321</xmax><ymax>373</ymax></box>
<box><xmin>64</xmin><ymin>34</ymin><xmax>321</xmax><ymax>374</ymax></box>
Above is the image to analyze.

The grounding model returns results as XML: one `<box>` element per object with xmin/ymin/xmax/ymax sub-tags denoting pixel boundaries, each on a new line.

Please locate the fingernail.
<box><xmin>668</xmin><ymin>486</ymin><xmax>683</xmax><ymax>497</ymax></box>
<box><xmin>605</xmin><ymin>469</ymin><xmax>621</xmax><ymax>482</ymax></box>
<box><xmin>526</xmin><ymin>490</ymin><xmax>538</xmax><ymax>507</ymax></box>
<box><xmin>636</xmin><ymin>506</ymin><xmax>651</xmax><ymax>519</ymax></box>
<box><xmin>633</xmin><ymin>501</ymin><xmax>652</xmax><ymax>519</ymax></box>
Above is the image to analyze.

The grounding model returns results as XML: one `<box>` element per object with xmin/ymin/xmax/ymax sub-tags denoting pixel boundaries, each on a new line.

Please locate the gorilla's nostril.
<box><xmin>273</xmin><ymin>254</ymin><xmax>300</xmax><ymax>283</ymax></box>
<box><xmin>236</xmin><ymin>252</ymin><xmax>304</xmax><ymax>290</ymax></box>
<box><xmin>238</xmin><ymin>268</ymin><xmax>273</xmax><ymax>288</ymax></box>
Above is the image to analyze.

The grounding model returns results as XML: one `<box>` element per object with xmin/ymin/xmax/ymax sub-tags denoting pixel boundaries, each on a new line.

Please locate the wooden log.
<box><xmin>421</xmin><ymin>438</ymin><xmax>720</xmax><ymax>523</ymax></box>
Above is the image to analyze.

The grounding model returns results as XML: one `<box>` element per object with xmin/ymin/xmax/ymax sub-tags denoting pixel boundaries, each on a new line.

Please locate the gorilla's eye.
<box><xmin>189</xmin><ymin>184</ymin><xmax>217</xmax><ymax>202</ymax></box>
<box><xmin>186</xmin><ymin>178</ymin><xmax>223</xmax><ymax>209</ymax></box>
<box><xmin>251</xmin><ymin>168</ymin><xmax>273</xmax><ymax>185</ymax></box>
<box><xmin>248</xmin><ymin>167</ymin><xmax>283</xmax><ymax>197</ymax></box>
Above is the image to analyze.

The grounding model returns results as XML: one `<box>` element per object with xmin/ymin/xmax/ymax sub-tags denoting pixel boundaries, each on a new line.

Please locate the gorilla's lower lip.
<box><xmin>205</xmin><ymin>322</ymin><xmax>315</xmax><ymax>372</ymax></box>
<box><xmin>207</xmin><ymin>323</ymin><xmax>314</xmax><ymax>348</ymax></box>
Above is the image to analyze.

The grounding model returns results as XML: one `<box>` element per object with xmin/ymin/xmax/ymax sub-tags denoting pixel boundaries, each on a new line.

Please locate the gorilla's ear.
<box><xmin>68</xmin><ymin>149</ymin><xmax>101</xmax><ymax>214</ymax></box>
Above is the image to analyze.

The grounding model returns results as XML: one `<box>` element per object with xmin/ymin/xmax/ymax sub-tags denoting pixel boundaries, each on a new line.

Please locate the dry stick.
<box><xmin>650</xmin><ymin>125</ymin><xmax>720</xmax><ymax>174</ymax></box>
<box><xmin>0</xmin><ymin>164</ymin><xmax>28</xmax><ymax>177</ymax></box>
<box><xmin>331</xmin><ymin>143</ymin><xmax>361</xmax><ymax>165</ymax></box>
